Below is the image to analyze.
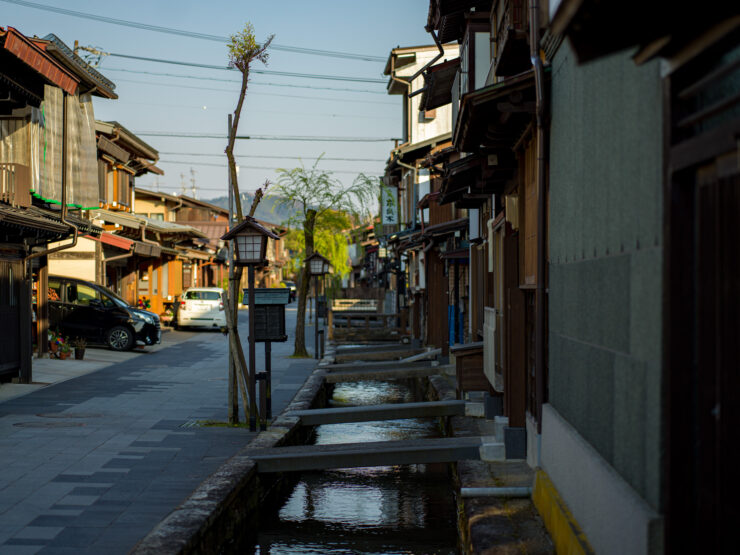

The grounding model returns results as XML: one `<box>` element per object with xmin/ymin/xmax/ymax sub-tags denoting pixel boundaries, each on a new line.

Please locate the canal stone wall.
<box><xmin>131</xmin><ymin>365</ymin><xmax>329</xmax><ymax>554</ymax></box>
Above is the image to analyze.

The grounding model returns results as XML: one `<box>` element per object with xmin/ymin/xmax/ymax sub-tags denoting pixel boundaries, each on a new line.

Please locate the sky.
<box><xmin>3</xmin><ymin>0</ymin><xmax>433</xmax><ymax>202</ymax></box>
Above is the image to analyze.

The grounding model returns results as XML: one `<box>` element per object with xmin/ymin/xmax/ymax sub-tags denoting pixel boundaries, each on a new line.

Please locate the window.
<box><xmin>117</xmin><ymin>170</ymin><xmax>130</xmax><ymax>206</ymax></box>
<box><xmin>48</xmin><ymin>279</ymin><xmax>62</xmax><ymax>301</ymax></box>
<box><xmin>184</xmin><ymin>290</ymin><xmax>221</xmax><ymax>301</ymax></box>
<box><xmin>69</xmin><ymin>283</ymin><xmax>100</xmax><ymax>306</ymax></box>
<box><xmin>107</xmin><ymin>170</ymin><xmax>115</xmax><ymax>205</ymax></box>
<box><xmin>98</xmin><ymin>159</ymin><xmax>107</xmax><ymax>203</ymax></box>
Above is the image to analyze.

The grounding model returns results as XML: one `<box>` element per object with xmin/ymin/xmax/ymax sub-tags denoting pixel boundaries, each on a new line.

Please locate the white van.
<box><xmin>176</xmin><ymin>287</ymin><xmax>227</xmax><ymax>330</ymax></box>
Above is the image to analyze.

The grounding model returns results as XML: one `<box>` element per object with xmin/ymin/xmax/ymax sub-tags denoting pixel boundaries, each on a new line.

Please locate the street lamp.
<box><xmin>222</xmin><ymin>216</ymin><xmax>280</xmax><ymax>431</ymax></box>
<box><xmin>305</xmin><ymin>252</ymin><xmax>332</xmax><ymax>359</ymax></box>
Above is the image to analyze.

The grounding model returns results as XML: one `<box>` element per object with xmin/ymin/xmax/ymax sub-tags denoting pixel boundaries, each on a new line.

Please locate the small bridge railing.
<box><xmin>328</xmin><ymin>310</ymin><xmax>404</xmax><ymax>342</ymax></box>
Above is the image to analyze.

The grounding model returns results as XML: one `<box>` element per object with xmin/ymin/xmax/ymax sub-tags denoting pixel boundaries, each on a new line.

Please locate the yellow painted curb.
<box><xmin>532</xmin><ymin>469</ymin><xmax>595</xmax><ymax>555</ymax></box>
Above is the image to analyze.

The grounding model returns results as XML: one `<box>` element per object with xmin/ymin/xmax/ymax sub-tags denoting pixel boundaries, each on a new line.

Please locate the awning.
<box><xmin>427</xmin><ymin>1</ymin><xmax>491</xmax><ymax>43</ymax></box>
<box><xmin>26</xmin><ymin>206</ymin><xmax>103</xmax><ymax>236</ymax></box>
<box><xmin>178</xmin><ymin>248</ymin><xmax>210</xmax><ymax>261</ymax></box>
<box><xmin>92</xmin><ymin>209</ymin><xmax>141</xmax><ymax>230</ymax></box>
<box><xmin>1</xmin><ymin>27</ymin><xmax>78</xmax><ymax>95</ymax></box>
<box><xmin>97</xmin><ymin>136</ymin><xmax>130</xmax><ymax>163</ymax></box>
<box><xmin>422</xmin><ymin>217</ymin><xmax>469</xmax><ymax>239</ymax></box>
<box><xmin>550</xmin><ymin>0</ymin><xmax>739</xmax><ymax>64</ymax></box>
<box><xmin>420</xmin><ymin>58</ymin><xmax>460</xmax><ymax>111</ymax></box>
<box><xmin>390</xmin><ymin>132</ymin><xmax>452</xmax><ymax>167</ymax></box>
<box><xmin>441</xmin><ymin>248</ymin><xmax>470</xmax><ymax>260</ymax></box>
<box><xmin>98</xmin><ymin>232</ymin><xmax>133</xmax><ymax>251</ymax></box>
<box><xmin>0</xmin><ymin>204</ymin><xmax>69</xmax><ymax>235</ymax></box>
<box><xmin>138</xmin><ymin>216</ymin><xmax>208</xmax><ymax>238</ymax></box>
<box><xmin>133</xmin><ymin>241</ymin><xmax>161</xmax><ymax>258</ymax></box>
<box><xmin>439</xmin><ymin>153</ymin><xmax>514</xmax><ymax>206</ymax></box>
<box><xmin>453</xmin><ymin>70</ymin><xmax>536</xmax><ymax>152</ymax></box>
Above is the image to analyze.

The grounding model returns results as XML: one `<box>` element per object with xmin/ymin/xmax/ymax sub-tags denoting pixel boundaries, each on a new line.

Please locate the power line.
<box><xmin>112</xmin><ymin>77</ymin><xmax>397</xmax><ymax>105</ymax></box>
<box><xmin>158</xmin><ymin>152</ymin><xmax>386</xmax><ymax>162</ymax></box>
<box><xmin>1</xmin><ymin>0</ymin><xmax>386</xmax><ymax>62</ymax></box>
<box><xmin>137</xmin><ymin>132</ymin><xmax>398</xmax><ymax>142</ymax></box>
<box><xmin>102</xmin><ymin>67</ymin><xmax>386</xmax><ymax>94</ymax></box>
<box><xmin>105</xmin><ymin>52</ymin><xmax>386</xmax><ymax>84</ymax></box>
<box><xmin>160</xmin><ymin>160</ymin><xmax>381</xmax><ymax>175</ymax></box>
<box><xmin>120</xmin><ymin>100</ymin><xmax>396</xmax><ymax>120</ymax></box>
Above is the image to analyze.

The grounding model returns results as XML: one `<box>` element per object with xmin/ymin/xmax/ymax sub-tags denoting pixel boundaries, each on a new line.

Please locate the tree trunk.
<box><xmin>293</xmin><ymin>209</ymin><xmax>316</xmax><ymax>357</ymax></box>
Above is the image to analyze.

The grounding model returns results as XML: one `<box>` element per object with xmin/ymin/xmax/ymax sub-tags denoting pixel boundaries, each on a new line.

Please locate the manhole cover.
<box><xmin>14</xmin><ymin>421</ymin><xmax>85</xmax><ymax>428</ymax></box>
<box><xmin>36</xmin><ymin>413</ymin><xmax>102</xmax><ymax>419</ymax></box>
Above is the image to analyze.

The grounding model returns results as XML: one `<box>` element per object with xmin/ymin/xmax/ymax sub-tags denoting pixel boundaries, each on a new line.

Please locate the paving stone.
<box><xmin>0</xmin><ymin>313</ymin><xmax>317</xmax><ymax>552</ymax></box>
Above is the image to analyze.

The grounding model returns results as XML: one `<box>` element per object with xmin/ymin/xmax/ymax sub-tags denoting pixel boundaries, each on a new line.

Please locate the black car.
<box><xmin>48</xmin><ymin>276</ymin><xmax>161</xmax><ymax>351</ymax></box>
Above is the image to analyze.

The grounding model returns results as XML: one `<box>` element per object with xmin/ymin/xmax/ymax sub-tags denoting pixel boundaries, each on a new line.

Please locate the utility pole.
<box><xmin>227</xmin><ymin>115</ymin><xmax>238</xmax><ymax>424</ymax></box>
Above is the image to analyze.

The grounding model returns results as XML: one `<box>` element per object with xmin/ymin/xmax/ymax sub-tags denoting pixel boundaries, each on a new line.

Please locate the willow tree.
<box><xmin>224</xmin><ymin>23</ymin><xmax>273</xmax><ymax>425</ymax></box>
<box><xmin>272</xmin><ymin>160</ymin><xmax>377</xmax><ymax>357</ymax></box>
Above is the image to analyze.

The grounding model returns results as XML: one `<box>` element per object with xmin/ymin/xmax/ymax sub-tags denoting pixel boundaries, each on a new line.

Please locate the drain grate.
<box><xmin>37</xmin><ymin>413</ymin><xmax>103</xmax><ymax>419</ymax></box>
<box><xmin>15</xmin><ymin>421</ymin><xmax>85</xmax><ymax>428</ymax></box>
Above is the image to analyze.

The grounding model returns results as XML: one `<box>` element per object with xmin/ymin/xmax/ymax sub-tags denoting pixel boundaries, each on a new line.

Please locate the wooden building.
<box><xmin>397</xmin><ymin>0</ymin><xmax>740</xmax><ymax>553</ymax></box>
<box><xmin>0</xmin><ymin>27</ymin><xmax>111</xmax><ymax>382</ymax></box>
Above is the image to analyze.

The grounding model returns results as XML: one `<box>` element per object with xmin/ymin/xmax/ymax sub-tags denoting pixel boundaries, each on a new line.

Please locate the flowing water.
<box><xmin>253</xmin><ymin>380</ymin><xmax>459</xmax><ymax>554</ymax></box>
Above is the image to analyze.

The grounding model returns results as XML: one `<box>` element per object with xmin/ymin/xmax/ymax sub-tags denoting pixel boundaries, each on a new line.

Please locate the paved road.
<box><xmin>0</xmin><ymin>306</ymin><xmax>318</xmax><ymax>554</ymax></box>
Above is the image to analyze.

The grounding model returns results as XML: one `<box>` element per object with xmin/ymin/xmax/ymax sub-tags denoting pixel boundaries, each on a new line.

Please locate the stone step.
<box><xmin>248</xmin><ymin>436</ymin><xmax>483</xmax><ymax>473</ymax></box>
<box><xmin>290</xmin><ymin>400</ymin><xmax>466</xmax><ymax>425</ymax></box>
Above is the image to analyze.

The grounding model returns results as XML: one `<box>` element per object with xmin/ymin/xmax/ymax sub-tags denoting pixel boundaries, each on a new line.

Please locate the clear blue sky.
<box><xmin>3</xmin><ymin>0</ymin><xmax>433</xmax><ymax>202</ymax></box>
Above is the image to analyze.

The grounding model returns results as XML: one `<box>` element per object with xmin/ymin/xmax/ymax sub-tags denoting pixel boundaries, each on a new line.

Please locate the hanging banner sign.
<box><xmin>381</xmin><ymin>185</ymin><xmax>398</xmax><ymax>226</ymax></box>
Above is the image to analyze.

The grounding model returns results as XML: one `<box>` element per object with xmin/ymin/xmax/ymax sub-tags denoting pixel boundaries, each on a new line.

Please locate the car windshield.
<box><xmin>100</xmin><ymin>287</ymin><xmax>130</xmax><ymax>308</ymax></box>
<box><xmin>184</xmin><ymin>291</ymin><xmax>221</xmax><ymax>301</ymax></box>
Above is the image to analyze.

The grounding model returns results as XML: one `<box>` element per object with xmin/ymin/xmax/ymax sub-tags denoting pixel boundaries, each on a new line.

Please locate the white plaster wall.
<box><xmin>396</xmin><ymin>46</ymin><xmax>458</xmax><ymax>145</ymax></box>
<box><xmin>48</xmin><ymin>236</ymin><xmax>97</xmax><ymax>282</ymax></box>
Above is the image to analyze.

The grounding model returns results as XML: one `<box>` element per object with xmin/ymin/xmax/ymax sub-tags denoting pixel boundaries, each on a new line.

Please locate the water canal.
<box><xmin>252</xmin><ymin>379</ymin><xmax>459</xmax><ymax>554</ymax></box>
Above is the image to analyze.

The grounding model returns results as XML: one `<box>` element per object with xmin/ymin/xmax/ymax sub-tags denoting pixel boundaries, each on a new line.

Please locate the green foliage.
<box><xmin>285</xmin><ymin>211</ymin><xmax>352</xmax><ymax>277</ymax></box>
<box><xmin>228</xmin><ymin>23</ymin><xmax>274</xmax><ymax>73</ymax></box>
<box><xmin>271</xmin><ymin>156</ymin><xmax>379</xmax><ymax>228</ymax></box>
<box><xmin>269</xmin><ymin>158</ymin><xmax>379</xmax><ymax>277</ymax></box>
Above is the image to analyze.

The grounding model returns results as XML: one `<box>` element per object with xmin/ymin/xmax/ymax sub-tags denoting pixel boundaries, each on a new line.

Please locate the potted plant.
<box><xmin>59</xmin><ymin>336</ymin><xmax>72</xmax><ymax>360</ymax></box>
<box><xmin>48</xmin><ymin>329</ymin><xmax>62</xmax><ymax>358</ymax></box>
<box><xmin>71</xmin><ymin>337</ymin><xmax>87</xmax><ymax>360</ymax></box>
<box><xmin>160</xmin><ymin>307</ymin><xmax>174</xmax><ymax>326</ymax></box>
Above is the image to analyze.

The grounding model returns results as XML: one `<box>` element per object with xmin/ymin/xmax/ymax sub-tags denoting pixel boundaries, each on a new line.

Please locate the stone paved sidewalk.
<box><xmin>0</xmin><ymin>310</ymin><xmax>317</xmax><ymax>554</ymax></box>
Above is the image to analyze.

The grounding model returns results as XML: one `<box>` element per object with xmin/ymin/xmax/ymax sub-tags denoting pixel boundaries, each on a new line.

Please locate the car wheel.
<box><xmin>107</xmin><ymin>325</ymin><xmax>134</xmax><ymax>351</ymax></box>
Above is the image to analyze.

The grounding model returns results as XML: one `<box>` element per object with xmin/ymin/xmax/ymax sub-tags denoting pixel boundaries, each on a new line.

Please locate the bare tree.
<box><xmin>226</xmin><ymin>23</ymin><xmax>274</xmax><ymax>221</ymax></box>
<box><xmin>272</xmin><ymin>160</ymin><xmax>378</xmax><ymax>357</ymax></box>
<box><xmin>224</xmin><ymin>23</ymin><xmax>273</xmax><ymax>424</ymax></box>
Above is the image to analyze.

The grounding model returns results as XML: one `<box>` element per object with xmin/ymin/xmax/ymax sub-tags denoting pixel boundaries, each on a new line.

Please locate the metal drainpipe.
<box><xmin>529</xmin><ymin>0</ymin><xmax>547</xmax><ymax>436</ymax></box>
<box><xmin>390</xmin><ymin>55</ymin><xmax>413</xmax><ymax>143</ymax></box>
<box><xmin>408</xmin><ymin>28</ymin><xmax>446</xmax><ymax>98</ymax></box>
<box><xmin>26</xmin><ymin>92</ymin><xmax>78</xmax><ymax>263</ymax></box>
<box><xmin>395</xmin><ymin>157</ymin><xmax>417</xmax><ymax>228</ymax></box>
<box><xmin>103</xmin><ymin>249</ymin><xmax>134</xmax><ymax>264</ymax></box>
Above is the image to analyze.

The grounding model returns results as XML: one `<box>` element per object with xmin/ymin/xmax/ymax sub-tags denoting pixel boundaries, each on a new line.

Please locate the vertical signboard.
<box><xmin>380</xmin><ymin>185</ymin><xmax>398</xmax><ymax>229</ymax></box>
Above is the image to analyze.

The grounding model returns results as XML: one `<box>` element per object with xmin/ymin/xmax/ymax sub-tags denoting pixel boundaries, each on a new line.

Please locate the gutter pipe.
<box><xmin>529</xmin><ymin>0</ymin><xmax>547</xmax><ymax>436</ymax></box>
<box><xmin>409</xmin><ymin>28</ymin><xmax>446</xmax><ymax>98</ymax></box>
<box><xmin>390</xmin><ymin>55</ymin><xmax>413</xmax><ymax>143</ymax></box>
<box><xmin>103</xmin><ymin>248</ymin><xmax>134</xmax><ymax>264</ymax></box>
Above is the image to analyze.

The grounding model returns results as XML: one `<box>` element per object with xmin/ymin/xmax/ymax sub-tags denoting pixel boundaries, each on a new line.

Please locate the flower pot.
<box><xmin>59</xmin><ymin>351</ymin><xmax>71</xmax><ymax>360</ymax></box>
<box><xmin>49</xmin><ymin>342</ymin><xmax>59</xmax><ymax>353</ymax></box>
<box><xmin>74</xmin><ymin>348</ymin><xmax>85</xmax><ymax>360</ymax></box>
